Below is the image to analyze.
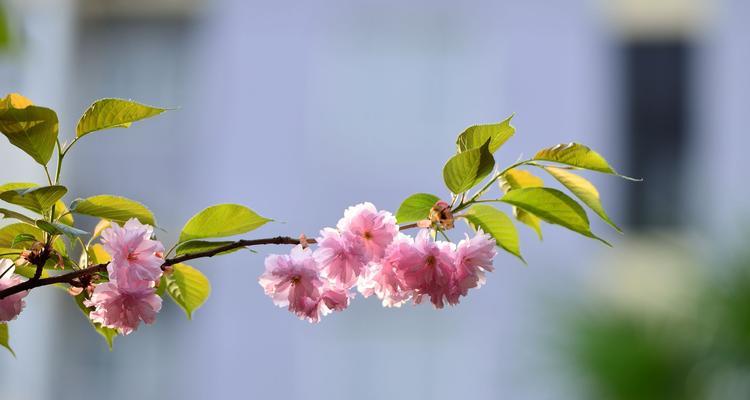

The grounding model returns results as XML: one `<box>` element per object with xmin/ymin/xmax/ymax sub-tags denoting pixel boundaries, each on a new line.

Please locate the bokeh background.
<box><xmin>1</xmin><ymin>0</ymin><xmax>749</xmax><ymax>399</ymax></box>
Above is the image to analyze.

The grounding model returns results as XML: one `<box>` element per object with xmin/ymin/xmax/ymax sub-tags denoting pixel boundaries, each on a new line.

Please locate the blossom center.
<box><xmin>426</xmin><ymin>255</ymin><xmax>436</xmax><ymax>267</ymax></box>
<box><xmin>290</xmin><ymin>275</ymin><xmax>301</xmax><ymax>285</ymax></box>
<box><xmin>363</xmin><ymin>231</ymin><xmax>373</xmax><ymax>240</ymax></box>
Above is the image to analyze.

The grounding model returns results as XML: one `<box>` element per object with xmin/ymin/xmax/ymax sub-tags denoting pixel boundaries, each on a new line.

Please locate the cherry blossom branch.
<box><xmin>0</xmin><ymin>223</ymin><xmax>422</xmax><ymax>300</ymax></box>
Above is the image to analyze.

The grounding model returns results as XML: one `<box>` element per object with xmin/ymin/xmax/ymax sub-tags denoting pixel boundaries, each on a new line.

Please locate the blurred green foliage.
<box><xmin>562</xmin><ymin>250</ymin><xmax>750</xmax><ymax>400</ymax></box>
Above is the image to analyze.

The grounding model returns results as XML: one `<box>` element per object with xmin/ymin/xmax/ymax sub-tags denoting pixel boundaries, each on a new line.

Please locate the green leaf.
<box><xmin>542</xmin><ymin>166</ymin><xmax>622</xmax><ymax>232</ymax></box>
<box><xmin>500</xmin><ymin>169</ymin><xmax>544</xmax><ymax>240</ymax></box>
<box><xmin>456</xmin><ymin>114</ymin><xmax>515</xmax><ymax>153</ymax></box>
<box><xmin>165</xmin><ymin>263</ymin><xmax>211</xmax><ymax>319</ymax></box>
<box><xmin>0</xmin><ymin>323</ymin><xmax>14</xmax><ymax>356</ymax></box>
<box><xmin>175</xmin><ymin>240</ymin><xmax>242</xmax><ymax>257</ymax></box>
<box><xmin>35</xmin><ymin>220</ymin><xmax>88</xmax><ymax>240</ymax></box>
<box><xmin>13</xmin><ymin>264</ymin><xmax>48</xmax><ymax>279</ymax></box>
<box><xmin>395</xmin><ymin>193</ymin><xmax>440</xmax><ymax>224</ymax></box>
<box><xmin>0</xmin><ymin>185</ymin><xmax>67</xmax><ymax>214</ymax></box>
<box><xmin>464</xmin><ymin>204</ymin><xmax>523</xmax><ymax>261</ymax></box>
<box><xmin>0</xmin><ymin>93</ymin><xmax>59</xmax><ymax>165</ymax></box>
<box><xmin>0</xmin><ymin>222</ymin><xmax>64</xmax><ymax>254</ymax></box>
<box><xmin>533</xmin><ymin>143</ymin><xmax>634</xmax><ymax>179</ymax></box>
<box><xmin>443</xmin><ymin>140</ymin><xmax>495</xmax><ymax>194</ymax></box>
<box><xmin>500</xmin><ymin>187</ymin><xmax>609</xmax><ymax>245</ymax></box>
<box><xmin>70</xmin><ymin>195</ymin><xmax>155</xmax><ymax>226</ymax></box>
<box><xmin>87</xmin><ymin>243</ymin><xmax>111</xmax><ymax>265</ymax></box>
<box><xmin>0</xmin><ymin>183</ymin><xmax>73</xmax><ymax>225</ymax></box>
<box><xmin>11</xmin><ymin>233</ymin><xmax>36</xmax><ymax>248</ymax></box>
<box><xmin>179</xmin><ymin>204</ymin><xmax>271</xmax><ymax>243</ymax></box>
<box><xmin>0</xmin><ymin>207</ymin><xmax>36</xmax><ymax>225</ymax></box>
<box><xmin>76</xmin><ymin>98</ymin><xmax>167</xmax><ymax>138</ymax></box>
<box><xmin>74</xmin><ymin>293</ymin><xmax>117</xmax><ymax>350</ymax></box>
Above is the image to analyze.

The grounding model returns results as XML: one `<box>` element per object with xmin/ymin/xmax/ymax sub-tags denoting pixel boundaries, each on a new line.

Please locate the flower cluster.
<box><xmin>85</xmin><ymin>219</ymin><xmax>165</xmax><ymax>335</ymax></box>
<box><xmin>0</xmin><ymin>259</ymin><xmax>28</xmax><ymax>322</ymax></box>
<box><xmin>259</xmin><ymin>202</ymin><xmax>497</xmax><ymax>322</ymax></box>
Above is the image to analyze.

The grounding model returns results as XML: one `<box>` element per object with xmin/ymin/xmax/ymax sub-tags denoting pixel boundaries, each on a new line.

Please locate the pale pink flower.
<box><xmin>314</xmin><ymin>228</ymin><xmax>366</xmax><ymax>288</ymax></box>
<box><xmin>453</xmin><ymin>230</ymin><xmax>496</xmax><ymax>295</ymax></box>
<box><xmin>259</xmin><ymin>245</ymin><xmax>325</xmax><ymax>320</ymax></box>
<box><xmin>101</xmin><ymin>218</ymin><xmax>165</xmax><ymax>288</ymax></box>
<box><xmin>397</xmin><ymin>230</ymin><xmax>456</xmax><ymax>309</ymax></box>
<box><xmin>336</xmin><ymin>202</ymin><xmax>398</xmax><ymax>262</ymax></box>
<box><xmin>0</xmin><ymin>259</ymin><xmax>28</xmax><ymax>322</ymax></box>
<box><xmin>357</xmin><ymin>235</ymin><xmax>416</xmax><ymax>307</ymax></box>
<box><xmin>297</xmin><ymin>284</ymin><xmax>352</xmax><ymax>323</ymax></box>
<box><xmin>85</xmin><ymin>282</ymin><xmax>162</xmax><ymax>335</ymax></box>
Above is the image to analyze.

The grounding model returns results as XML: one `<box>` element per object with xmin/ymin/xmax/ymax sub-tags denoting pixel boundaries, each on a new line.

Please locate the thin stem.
<box><xmin>452</xmin><ymin>159</ymin><xmax>532</xmax><ymax>214</ymax></box>
<box><xmin>54</xmin><ymin>139</ymin><xmax>64</xmax><ymax>184</ymax></box>
<box><xmin>0</xmin><ymin>222</ymin><xmax>425</xmax><ymax>299</ymax></box>
<box><xmin>43</xmin><ymin>166</ymin><xmax>53</xmax><ymax>186</ymax></box>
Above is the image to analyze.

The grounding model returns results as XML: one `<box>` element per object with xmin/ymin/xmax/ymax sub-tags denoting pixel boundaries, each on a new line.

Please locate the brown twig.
<box><xmin>0</xmin><ymin>223</ymin><xmax>423</xmax><ymax>300</ymax></box>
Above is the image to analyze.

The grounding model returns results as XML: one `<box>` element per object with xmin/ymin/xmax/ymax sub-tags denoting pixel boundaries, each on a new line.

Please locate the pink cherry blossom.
<box><xmin>314</xmin><ymin>227</ymin><xmax>366</xmax><ymax>288</ymax></box>
<box><xmin>446</xmin><ymin>230</ymin><xmax>497</xmax><ymax>304</ymax></box>
<box><xmin>336</xmin><ymin>202</ymin><xmax>398</xmax><ymax>262</ymax></box>
<box><xmin>259</xmin><ymin>245</ymin><xmax>326</xmax><ymax>320</ymax></box>
<box><xmin>297</xmin><ymin>284</ymin><xmax>352</xmax><ymax>323</ymax></box>
<box><xmin>101</xmin><ymin>218</ymin><xmax>165</xmax><ymax>288</ymax></box>
<box><xmin>396</xmin><ymin>230</ymin><xmax>456</xmax><ymax>309</ymax></box>
<box><xmin>0</xmin><ymin>259</ymin><xmax>28</xmax><ymax>322</ymax></box>
<box><xmin>85</xmin><ymin>282</ymin><xmax>162</xmax><ymax>335</ymax></box>
<box><xmin>357</xmin><ymin>235</ymin><xmax>416</xmax><ymax>307</ymax></box>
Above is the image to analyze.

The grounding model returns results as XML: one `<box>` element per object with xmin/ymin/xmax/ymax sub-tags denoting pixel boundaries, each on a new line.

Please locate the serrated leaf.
<box><xmin>443</xmin><ymin>140</ymin><xmax>495</xmax><ymax>194</ymax></box>
<box><xmin>76</xmin><ymin>98</ymin><xmax>167</xmax><ymax>138</ymax></box>
<box><xmin>533</xmin><ymin>143</ymin><xmax>633</xmax><ymax>179</ymax></box>
<box><xmin>0</xmin><ymin>323</ymin><xmax>14</xmax><ymax>356</ymax></box>
<box><xmin>464</xmin><ymin>204</ymin><xmax>523</xmax><ymax>261</ymax></box>
<box><xmin>74</xmin><ymin>293</ymin><xmax>117</xmax><ymax>350</ymax></box>
<box><xmin>542</xmin><ymin>166</ymin><xmax>621</xmax><ymax>232</ymax></box>
<box><xmin>395</xmin><ymin>193</ymin><xmax>440</xmax><ymax>224</ymax></box>
<box><xmin>0</xmin><ymin>185</ymin><xmax>67</xmax><ymax>215</ymax></box>
<box><xmin>70</xmin><ymin>195</ymin><xmax>155</xmax><ymax>225</ymax></box>
<box><xmin>175</xmin><ymin>240</ymin><xmax>241</xmax><ymax>257</ymax></box>
<box><xmin>0</xmin><ymin>93</ymin><xmax>59</xmax><ymax>165</ymax></box>
<box><xmin>179</xmin><ymin>204</ymin><xmax>271</xmax><ymax>243</ymax></box>
<box><xmin>500</xmin><ymin>169</ymin><xmax>544</xmax><ymax>240</ymax></box>
<box><xmin>35</xmin><ymin>220</ymin><xmax>88</xmax><ymax>240</ymax></box>
<box><xmin>456</xmin><ymin>114</ymin><xmax>515</xmax><ymax>153</ymax></box>
<box><xmin>165</xmin><ymin>263</ymin><xmax>210</xmax><ymax>319</ymax></box>
<box><xmin>500</xmin><ymin>187</ymin><xmax>609</xmax><ymax>245</ymax></box>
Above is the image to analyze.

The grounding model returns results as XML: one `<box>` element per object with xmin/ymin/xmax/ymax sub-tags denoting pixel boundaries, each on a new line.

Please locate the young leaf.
<box><xmin>0</xmin><ymin>223</ymin><xmax>66</xmax><ymax>256</ymax></box>
<box><xmin>76</xmin><ymin>98</ymin><xmax>167</xmax><ymax>138</ymax></box>
<box><xmin>11</xmin><ymin>233</ymin><xmax>37</xmax><ymax>248</ymax></box>
<box><xmin>0</xmin><ymin>207</ymin><xmax>36</xmax><ymax>225</ymax></box>
<box><xmin>395</xmin><ymin>193</ymin><xmax>440</xmax><ymax>224</ymax></box>
<box><xmin>74</xmin><ymin>293</ymin><xmax>117</xmax><ymax>350</ymax></box>
<box><xmin>0</xmin><ymin>323</ymin><xmax>14</xmax><ymax>356</ymax></box>
<box><xmin>533</xmin><ymin>143</ymin><xmax>624</xmax><ymax>176</ymax></box>
<box><xmin>463</xmin><ymin>204</ymin><xmax>523</xmax><ymax>261</ymax></box>
<box><xmin>456</xmin><ymin>114</ymin><xmax>515</xmax><ymax>153</ymax></box>
<box><xmin>542</xmin><ymin>166</ymin><xmax>622</xmax><ymax>232</ymax></box>
<box><xmin>443</xmin><ymin>140</ymin><xmax>494</xmax><ymax>194</ymax></box>
<box><xmin>0</xmin><ymin>93</ymin><xmax>59</xmax><ymax>165</ymax></box>
<box><xmin>88</xmin><ymin>243</ymin><xmax>111</xmax><ymax>265</ymax></box>
<box><xmin>0</xmin><ymin>185</ymin><xmax>67</xmax><ymax>215</ymax></box>
<box><xmin>70</xmin><ymin>195</ymin><xmax>155</xmax><ymax>225</ymax></box>
<box><xmin>175</xmin><ymin>240</ymin><xmax>241</xmax><ymax>257</ymax></box>
<box><xmin>179</xmin><ymin>204</ymin><xmax>271</xmax><ymax>243</ymax></box>
<box><xmin>35</xmin><ymin>220</ymin><xmax>88</xmax><ymax>240</ymax></box>
<box><xmin>501</xmin><ymin>187</ymin><xmax>609</xmax><ymax>245</ymax></box>
<box><xmin>500</xmin><ymin>169</ymin><xmax>544</xmax><ymax>240</ymax></box>
<box><xmin>0</xmin><ymin>183</ymin><xmax>73</xmax><ymax>225</ymax></box>
<box><xmin>165</xmin><ymin>263</ymin><xmax>211</xmax><ymax>319</ymax></box>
